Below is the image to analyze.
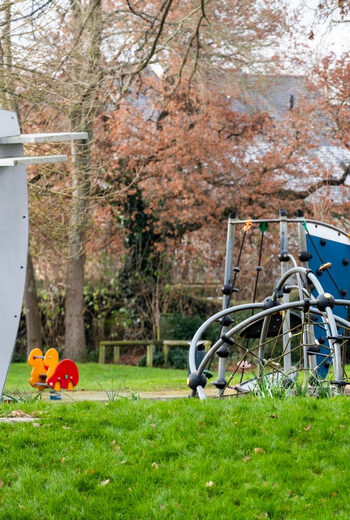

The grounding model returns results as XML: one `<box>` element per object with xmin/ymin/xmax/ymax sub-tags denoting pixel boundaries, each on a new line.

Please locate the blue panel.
<box><xmin>306</xmin><ymin>227</ymin><xmax>350</xmax><ymax>378</ymax></box>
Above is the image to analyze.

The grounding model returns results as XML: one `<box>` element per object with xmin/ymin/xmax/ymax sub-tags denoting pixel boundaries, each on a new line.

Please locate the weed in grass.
<box><xmin>97</xmin><ymin>380</ymin><xmax>123</xmax><ymax>401</ymax></box>
<box><xmin>2</xmin><ymin>385</ymin><xmax>43</xmax><ymax>403</ymax></box>
<box><xmin>253</xmin><ymin>372</ymin><xmax>288</xmax><ymax>399</ymax></box>
<box><xmin>309</xmin><ymin>376</ymin><xmax>332</xmax><ymax>399</ymax></box>
<box><xmin>294</xmin><ymin>381</ymin><xmax>309</xmax><ymax>398</ymax></box>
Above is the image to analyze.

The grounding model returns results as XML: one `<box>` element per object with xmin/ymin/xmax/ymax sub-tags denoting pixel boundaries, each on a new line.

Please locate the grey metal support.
<box><xmin>279</xmin><ymin>210</ymin><xmax>292</xmax><ymax>372</ymax></box>
<box><xmin>217</xmin><ymin>212</ymin><xmax>237</xmax><ymax>394</ymax></box>
<box><xmin>296</xmin><ymin>210</ymin><xmax>316</xmax><ymax>376</ymax></box>
<box><xmin>297</xmin><ymin>211</ymin><xmax>308</xmax><ymax>269</ymax></box>
<box><xmin>307</xmin><ymin>272</ymin><xmax>343</xmax><ymax>392</ymax></box>
<box><xmin>222</xmin><ymin>213</ymin><xmax>237</xmax><ymax>310</ymax></box>
<box><xmin>258</xmin><ymin>316</ymin><xmax>270</xmax><ymax>376</ymax></box>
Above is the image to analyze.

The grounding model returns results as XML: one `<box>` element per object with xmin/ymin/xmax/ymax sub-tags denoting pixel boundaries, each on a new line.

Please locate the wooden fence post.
<box><xmin>146</xmin><ymin>344</ymin><xmax>154</xmax><ymax>367</ymax></box>
<box><xmin>163</xmin><ymin>342</ymin><xmax>169</xmax><ymax>368</ymax></box>
<box><xmin>113</xmin><ymin>345</ymin><xmax>120</xmax><ymax>364</ymax></box>
<box><xmin>99</xmin><ymin>343</ymin><xmax>106</xmax><ymax>364</ymax></box>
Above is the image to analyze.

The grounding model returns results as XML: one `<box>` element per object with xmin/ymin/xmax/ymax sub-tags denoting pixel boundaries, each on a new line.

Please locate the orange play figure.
<box><xmin>28</xmin><ymin>347</ymin><xmax>78</xmax><ymax>392</ymax></box>
<box><xmin>43</xmin><ymin>348</ymin><xmax>59</xmax><ymax>379</ymax></box>
<box><xmin>28</xmin><ymin>348</ymin><xmax>47</xmax><ymax>391</ymax></box>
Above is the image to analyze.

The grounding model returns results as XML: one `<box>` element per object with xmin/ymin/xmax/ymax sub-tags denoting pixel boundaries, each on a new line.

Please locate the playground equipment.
<box><xmin>188</xmin><ymin>210</ymin><xmax>350</xmax><ymax>399</ymax></box>
<box><xmin>0</xmin><ymin>109</ymin><xmax>87</xmax><ymax>399</ymax></box>
<box><xmin>28</xmin><ymin>347</ymin><xmax>79</xmax><ymax>391</ymax></box>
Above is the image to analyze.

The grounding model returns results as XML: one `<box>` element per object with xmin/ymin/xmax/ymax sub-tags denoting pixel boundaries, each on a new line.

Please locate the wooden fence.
<box><xmin>98</xmin><ymin>340</ymin><xmax>211</xmax><ymax>368</ymax></box>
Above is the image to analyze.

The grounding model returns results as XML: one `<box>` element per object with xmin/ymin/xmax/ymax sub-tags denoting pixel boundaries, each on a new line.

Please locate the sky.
<box><xmin>296</xmin><ymin>0</ymin><xmax>349</xmax><ymax>57</ymax></box>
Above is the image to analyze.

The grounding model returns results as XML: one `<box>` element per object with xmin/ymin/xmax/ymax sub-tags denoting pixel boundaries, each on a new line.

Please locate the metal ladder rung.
<box><xmin>0</xmin><ymin>155</ymin><xmax>67</xmax><ymax>167</ymax></box>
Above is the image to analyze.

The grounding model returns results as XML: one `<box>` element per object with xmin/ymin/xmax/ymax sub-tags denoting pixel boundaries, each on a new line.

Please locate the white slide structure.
<box><xmin>0</xmin><ymin>109</ymin><xmax>88</xmax><ymax>398</ymax></box>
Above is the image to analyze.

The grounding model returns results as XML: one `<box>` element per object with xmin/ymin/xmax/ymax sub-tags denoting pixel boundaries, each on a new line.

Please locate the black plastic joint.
<box><xmin>217</xmin><ymin>345</ymin><xmax>230</xmax><ymax>358</ymax></box>
<box><xmin>303</xmin><ymin>298</ymin><xmax>311</xmax><ymax>312</ymax></box>
<box><xmin>187</xmin><ymin>372</ymin><xmax>207</xmax><ymax>390</ymax></box>
<box><xmin>221</xmin><ymin>283</ymin><xmax>232</xmax><ymax>295</ymax></box>
<box><xmin>282</xmin><ymin>285</ymin><xmax>291</xmax><ymax>294</ymax></box>
<box><xmin>330</xmin><ymin>380</ymin><xmax>347</xmax><ymax>387</ymax></box>
<box><xmin>196</xmin><ymin>342</ymin><xmax>206</xmax><ymax>351</ymax></box>
<box><xmin>264</xmin><ymin>296</ymin><xmax>280</xmax><ymax>309</ymax></box>
<box><xmin>307</xmin><ymin>345</ymin><xmax>320</xmax><ymax>353</ymax></box>
<box><xmin>220</xmin><ymin>315</ymin><xmax>234</xmax><ymax>327</ymax></box>
<box><xmin>278</xmin><ymin>251</ymin><xmax>289</xmax><ymax>262</ymax></box>
<box><xmin>221</xmin><ymin>334</ymin><xmax>234</xmax><ymax>346</ymax></box>
<box><xmin>210</xmin><ymin>378</ymin><xmax>227</xmax><ymax>390</ymax></box>
<box><xmin>273</xmin><ymin>286</ymin><xmax>284</xmax><ymax>299</ymax></box>
<box><xmin>299</xmin><ymin>251</ymin><xmax>312</xmax><ymax>262</ymax></box>
<box><xmin>316</xmin><ymin>293</ymin><xmax>335</xmax><ymax>311</ymax></box>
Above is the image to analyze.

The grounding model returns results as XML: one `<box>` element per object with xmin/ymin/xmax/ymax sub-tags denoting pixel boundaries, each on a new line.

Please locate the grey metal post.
<box><xmin>223</xmin><ymin>212</ymin><xmax>237</xmax><ymax>310</ymax></box>
<box><xmin>296</xmin><ymin>209</ymin><xmax>316</xmax><ymax>378</ymax></box>
<box><xmin>279</xmin><ymin>210</ymin><xmax>292</xmax><ymax>372</ymax></box>
<box><xmin>217</xmin><ymin>212</ymin><xmax>237</xmax><ymax>394</ymax></box>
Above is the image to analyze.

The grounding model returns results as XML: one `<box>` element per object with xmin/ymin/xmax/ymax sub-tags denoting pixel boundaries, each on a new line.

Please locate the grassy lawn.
<box><xmin>7</xmin><ymin>362</ymin><xmax>349</xmax><ymax>396</ymax></box>
<box><xmin>5</xmin><ymin>363</ymin><xmax>189</xmax><ymax>393</ymax></box>
<box><xmin>1</xmin><ymin>397</ymin><xmax>350</xmax><ymax>519</ymax></box>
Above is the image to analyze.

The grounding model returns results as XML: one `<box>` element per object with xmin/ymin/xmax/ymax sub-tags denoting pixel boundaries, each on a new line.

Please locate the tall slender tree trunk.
<box><xmin>64</xmin><ymin>0</ymin><xmax>102</xmax><ymax>360</ymax></box>
<box><xmin>64</xmin><ymin>135</ymin><xmax>90</xmax><ymax>360</ymax></box>
<box><xmin>24</xmin><ymin>253</ymin><xmax>43</xmax><ymax>354</ymax></box>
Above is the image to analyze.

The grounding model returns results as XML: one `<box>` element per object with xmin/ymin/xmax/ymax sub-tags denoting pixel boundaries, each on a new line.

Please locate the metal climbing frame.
<box><xmin>188</xmin><ymin>211</ymin><xmax>350</xmax><ymax>399</ymax></box>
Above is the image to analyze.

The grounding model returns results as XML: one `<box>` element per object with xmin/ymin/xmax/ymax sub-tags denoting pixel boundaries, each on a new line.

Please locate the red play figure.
<box><xmin>46</xmin><ymin>359</ymin><xmax>79</xmax><ymax>392</ymax></box>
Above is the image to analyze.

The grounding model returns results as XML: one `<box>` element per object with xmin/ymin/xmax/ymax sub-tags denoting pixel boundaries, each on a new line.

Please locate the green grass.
<box><xmin>1</xmin><ymin>397</ymin><xmax>350</xmax><ymax>519</ymax></box>
<box><xmin>5</xmin><ymin>363</ymin><xmax>189</xmax><ymax>393</ymax></box>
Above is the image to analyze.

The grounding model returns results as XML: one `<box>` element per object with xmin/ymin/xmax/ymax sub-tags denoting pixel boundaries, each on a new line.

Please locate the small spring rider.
<box><xmin>28</xmin><ymin>347</ymin><xmax>79</xmax><ymax>392</ymax></box>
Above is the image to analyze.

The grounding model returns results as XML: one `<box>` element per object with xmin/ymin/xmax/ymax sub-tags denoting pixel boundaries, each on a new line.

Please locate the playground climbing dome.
<box><xmin>188</xmin><ymin>210</ymin><xmax>350</xmax><ymax>399</ymax></box>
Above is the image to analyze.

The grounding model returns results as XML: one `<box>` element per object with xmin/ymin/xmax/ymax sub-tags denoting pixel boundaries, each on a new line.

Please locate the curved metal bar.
<box><xmin>307</xmin><ymin>272</ymin><xmax>343</xmax><ymax>388</ymax></box>
<box><xmin>227</xmin><ymin>218</ymin><xmax>349</xmax><ymax>239</ymax></box>
<box><xmin>310</xmin><ymin>307</ymin><xmax>350</xmax><ymax>329</ymax></box>
<box><xmin>284</xmin><ymin>285</ymin><xmax>310</xmax><ymax>298</ymax></box>
<box><xmin>274</xmin><ymin>266</ymin><xmax>309</xmax><ymax>293</ymax></box>
<box><xmin>188</xmin><ymin>302</ymin><xmax>264</xmax><ymax>374</ymax></box>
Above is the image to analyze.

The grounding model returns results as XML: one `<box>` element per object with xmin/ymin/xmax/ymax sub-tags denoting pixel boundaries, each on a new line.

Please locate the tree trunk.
<box><xmin>24</xmin><ymin>252</ymin><xmax>43</xmax><ymax>355</ymax></box>
<box><xmin>64</xmin><ymin>0</ymin><xmax>102</xmax><ymax>360</ymax></box>
<box><xmin>64</xmin><ymin>137</ymin><xmax>90</xmax><ymax>360</ymax></box>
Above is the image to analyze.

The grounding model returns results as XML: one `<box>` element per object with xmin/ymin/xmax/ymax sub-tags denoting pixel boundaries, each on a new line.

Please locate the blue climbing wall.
<box><xmin>306</xmin><ymin>223</ymin><xmax>350</xmax><ymax>378</ymax></box>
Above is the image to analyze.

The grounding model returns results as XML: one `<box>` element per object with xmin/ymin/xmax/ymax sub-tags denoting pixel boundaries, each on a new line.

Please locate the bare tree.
<box><xmin>0</xmin><ymin>0</ymin><xmax>296</xmax><ymax>359</ymax></box>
